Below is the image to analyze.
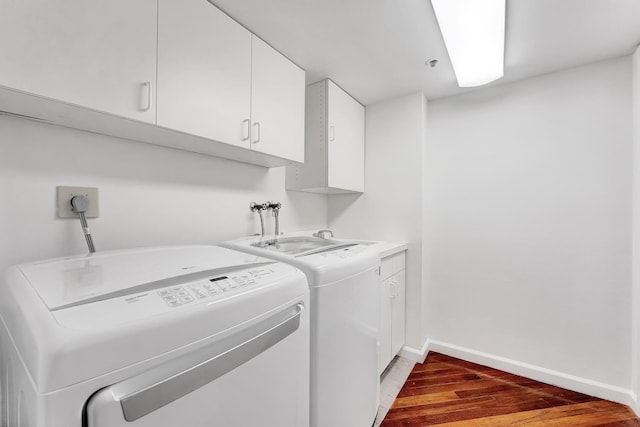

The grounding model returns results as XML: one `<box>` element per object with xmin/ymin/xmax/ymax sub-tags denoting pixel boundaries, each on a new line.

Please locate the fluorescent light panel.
<box><xmin>431</xmin><ymin>0</ymin><xmax>506</xmax><ymax>87</ymax></box>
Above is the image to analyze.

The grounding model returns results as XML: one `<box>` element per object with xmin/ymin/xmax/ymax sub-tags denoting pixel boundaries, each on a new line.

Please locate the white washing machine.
<box><xmin>0</xmin><ymin>245</ymin><xmax>310</xmax><ymax>427</ymax></box>
<box><xmin>221</xmin><ymin>235</ymin><xmax>380</xmax><ymax>427</ymax></box>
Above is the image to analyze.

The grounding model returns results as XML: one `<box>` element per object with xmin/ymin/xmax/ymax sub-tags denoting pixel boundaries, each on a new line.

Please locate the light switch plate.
<box><xmin>57</xmin><ymin>186</ymin><xmax>99</xmax><ymax>218</ymax></box>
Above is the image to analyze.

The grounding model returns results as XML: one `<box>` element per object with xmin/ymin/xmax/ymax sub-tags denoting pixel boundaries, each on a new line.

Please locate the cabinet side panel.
<box><xmin>286</xmin><ymin>81</ymin><xmax>327</xmax><ymax>190</ymax></box>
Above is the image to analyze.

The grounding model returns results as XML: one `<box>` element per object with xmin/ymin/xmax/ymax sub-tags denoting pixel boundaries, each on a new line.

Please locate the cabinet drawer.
<box><xmin>392</xmin><ymin>252</ymin><xmax>406</xmax><ymax>274</ymax></box>
<box><xmin>380</xmin><ymin>258</ymin><xmax>393</xmax><ymax>280</ymax></box>
<box><xmin>380</xmin><ymin>251</ymin><xmax>406</xmax><ymax>280</ymax></box>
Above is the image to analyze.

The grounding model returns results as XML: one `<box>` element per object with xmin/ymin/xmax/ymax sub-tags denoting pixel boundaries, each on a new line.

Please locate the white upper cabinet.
<box><xmin>156</xmin><ymin>2</ymin><xmax>304</xmax><ymax>161</ymax></box>
<box><xmin>157</xmin><ymin>0</ymin><xmax>252</xmax><ymax>148</ymax></box>
<box><xmin>286</xmin><ymin>79</ymin><xmax>365</xmax><ymax>193</ymax></box>
<box><xmin>0</xmin><ymin>0</ymin><xmax>304</xmax><ymax>167</ymax></box>
<box><xmin>0</xmin><ymin>0</ymin><xmax>157</xmax><ymax>123</ymax></box>
<box><xmin>250</xmin><ymin>36</ymin><xmax>305</xmax><ymax>163</ymax></box>
<box><xmin>326</xmin><ymin>81</ymin><xmax>365</xmax><ymax>192</ymax></box>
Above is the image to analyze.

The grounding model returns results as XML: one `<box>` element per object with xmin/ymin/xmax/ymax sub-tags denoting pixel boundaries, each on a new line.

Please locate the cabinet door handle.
<box><xmin>140</xmin><ymin>81</ymin><xmax>152</xmax><ymax>112</ymax></box>
<box><xmin>252</xmin><ymin>122</ymin><xmax>261</xmax><ymax>144</ymax></box>
<box><xmin>390</xmin><ymin>281</ymin><xmax>399</xmax><ymax>298</ymax></box>
<box><xmin>242</xmin><ymin>119</ymin><xmax>250</xmax><ymax>141</ymax></box>
<box><xmin>329</xmin><ymin>125</ymin><xmax>335</xmax><ymax>141</ymax></box>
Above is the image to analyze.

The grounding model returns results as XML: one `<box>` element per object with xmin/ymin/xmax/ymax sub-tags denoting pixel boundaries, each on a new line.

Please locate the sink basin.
<box><xmin>252</xmin><ymin>236</ymin><xmax>346</xmax><ymax>255</ymax></box>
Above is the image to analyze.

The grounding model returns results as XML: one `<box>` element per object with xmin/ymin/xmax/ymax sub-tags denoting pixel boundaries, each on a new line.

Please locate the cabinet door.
<box><xmin>327</xmin><ymin>80</ymin><xmax>365</xmax><ymax>192</ymax></box>
<box><xmin>379</xmin><ymin>277</ymin><xmax>393</xmax><ymax>375</ymax></box>
<box><xmin>250</xmin><ymin>36</ymin><xmax>305</xmax><ymax>162</ymax></box>
<box><xmin>391</xmin><ymin>272</ymin><xmax>406</xmax><ymax>357</ymax></box>
<box><xmin>157</xmin><ymin>0</ymin><xmax>252</xmax><ymax>148</ymax></box>
<box><xmin>0</xmin><ymin>0</ymin><xmax>157</xmax><ymax>123</ymax></box>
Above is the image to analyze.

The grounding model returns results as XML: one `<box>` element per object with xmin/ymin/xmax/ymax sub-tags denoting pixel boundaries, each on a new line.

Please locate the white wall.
<box><xmin>0</xmin><ymin>115</ymin><xmax>327</xmax><ymax>273</ymax></box>
<box><xmin>328</xmin><ymin>92</ymin><xmax>429</xmax><ymax>352</ymax></box>
<box><xmin>427</xmin><ymin>57</ymin><xmax>633</xmax><ymax>395</ymax></box>
<box><xmin>632</xmin><ymin>45</ymin><xmax>640</xmax><ymax>411</ymax></box>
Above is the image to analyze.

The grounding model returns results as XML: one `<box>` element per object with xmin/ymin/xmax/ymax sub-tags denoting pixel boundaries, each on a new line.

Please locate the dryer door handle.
<box><xmin>84</xmin><ymin>302</ymin><xmax>304</xmax><ymax>423</ymax></box>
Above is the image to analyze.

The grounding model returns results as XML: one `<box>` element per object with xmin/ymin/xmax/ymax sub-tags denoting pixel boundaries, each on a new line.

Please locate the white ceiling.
<box><xmin>208</xmin><ymin>0</ymin><xmax>640</xmax><ymax>105</ymax></box>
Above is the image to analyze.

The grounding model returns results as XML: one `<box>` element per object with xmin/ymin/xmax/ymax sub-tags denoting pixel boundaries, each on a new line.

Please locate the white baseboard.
<box><xmin>630</xmin><ymin>392</ymin><xmax>640</xmax><ymax>417</ymax></box>
<box><xmin>429</xmin><ymin>340</ymin><xmax>634</xmax><ymax>407</ymax></box>
<box><xmin>399</xmin><ymin>338</ymin><xmax>430</xmax><ymax>363</ymax></box>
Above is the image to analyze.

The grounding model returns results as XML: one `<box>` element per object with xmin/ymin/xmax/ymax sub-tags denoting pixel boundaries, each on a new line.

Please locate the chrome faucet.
<box><xmin>250</xmin><ymin>201</ymin><xmax>282</xmax><ymax>238</ymax></box>
<box><xmin>268</xmin><ymin>201</ymin><xmax>282</xmax><ymax>237</ymax></box>
<box><xmin>313</xmin><ymin>229</ymin><xmax>334</xmax><ymax>239</ymax></box>
<box><xmin>250</xmin><ymin>201</ymin><xmax>269</xmax><ymax>236</ymax></box>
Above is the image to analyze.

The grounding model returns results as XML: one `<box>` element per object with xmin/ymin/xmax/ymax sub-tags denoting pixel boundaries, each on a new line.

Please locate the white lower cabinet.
<box><xmin>378</xmin><ymin>251</ymin><xmax>406</xmax><ymax>374</ymax></box>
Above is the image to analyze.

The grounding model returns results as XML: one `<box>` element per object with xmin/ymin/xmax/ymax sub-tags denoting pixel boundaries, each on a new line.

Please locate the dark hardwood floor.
<box><xmin>381</xmin><ymin>352</ymin><xmax>640</xmax><ymax>426</ymax></box>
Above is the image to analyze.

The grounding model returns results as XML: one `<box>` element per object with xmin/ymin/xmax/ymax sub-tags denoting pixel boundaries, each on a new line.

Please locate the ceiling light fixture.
<box><xmin>431</xmin><ymin>0</ymin><xmax>506</xmax><ymax>87</ymax></box>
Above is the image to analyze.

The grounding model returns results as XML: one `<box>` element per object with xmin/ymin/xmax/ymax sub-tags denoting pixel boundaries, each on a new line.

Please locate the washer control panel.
<box><xmin>52</xmin><ymin>264</ymin><xmax>303</xmax><ymax>329</ymax></box>
<box><xmin>157</xmin><ymin>287</ymin><xmax>195</xmax><ymax>307</ymax></box>
<box><xmin>157</xmin><ymin>268</ymin><xmax>276</xmax><ymax>308</ymax></box>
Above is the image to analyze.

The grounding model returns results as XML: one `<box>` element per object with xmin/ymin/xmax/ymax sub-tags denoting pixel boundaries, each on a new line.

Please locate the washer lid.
<box><xmin>18</xmin><ymin>245</ymin><xmax>270</xmax><ymax>310</ymax></box>
<box><xmin>1</xmin><ymin>245</ymin><xmax>308</xmax><ymax>392</ymax></box>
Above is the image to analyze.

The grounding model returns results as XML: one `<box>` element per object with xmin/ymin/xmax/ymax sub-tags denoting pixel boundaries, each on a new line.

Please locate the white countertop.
<box><xmin>358</xmin><ymin>240</ymin><xmax>407</xmax><ymax>259</ymax></box>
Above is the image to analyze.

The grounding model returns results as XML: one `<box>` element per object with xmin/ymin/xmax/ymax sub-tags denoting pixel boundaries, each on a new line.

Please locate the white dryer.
<box><xmin>221</xmin><ymin>235</ymin><xmax>380</xmax><ymax>427</ymax></box>
<box><xmin>0</xmin><ymin>245</ymin><xmax>309</xmax><ymax>427</ymax></box>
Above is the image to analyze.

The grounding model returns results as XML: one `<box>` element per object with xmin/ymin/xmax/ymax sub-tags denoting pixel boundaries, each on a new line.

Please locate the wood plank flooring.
<box><xmin>381</xmin><ymin>352</ymin><xmax>640</xmax><ymax>426</ymax></box>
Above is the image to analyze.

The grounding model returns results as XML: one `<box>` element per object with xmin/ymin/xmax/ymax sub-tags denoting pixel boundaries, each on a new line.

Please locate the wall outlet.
<box><xmin>57</xmin><ymin>186</ymin><xmax>99</xmax><ymax>219</ymax></box>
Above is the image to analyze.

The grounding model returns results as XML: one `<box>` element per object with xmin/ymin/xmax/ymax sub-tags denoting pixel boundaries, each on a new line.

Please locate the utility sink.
<box><xmin>252</xmin><ymin>236</ymin><xmax>352</xmax><ymax>255</ymax></box>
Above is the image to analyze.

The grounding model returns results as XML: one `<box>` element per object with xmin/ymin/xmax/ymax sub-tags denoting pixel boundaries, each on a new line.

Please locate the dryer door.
<box><xmin>84</xmin><ymin>302</ymin><xmax>308</xmax><ymax>427</ymax></box>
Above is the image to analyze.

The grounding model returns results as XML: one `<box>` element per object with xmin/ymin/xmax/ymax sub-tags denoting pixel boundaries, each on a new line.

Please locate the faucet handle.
<box><xmin>268</xmin><ymin>201</ymin><xmax>282</xmax><ymax>210</ymax></box>
<box><xmin>250</xmin><ymin>202</ymin><xmax>269</xmax><ymax>212</ymax></box>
